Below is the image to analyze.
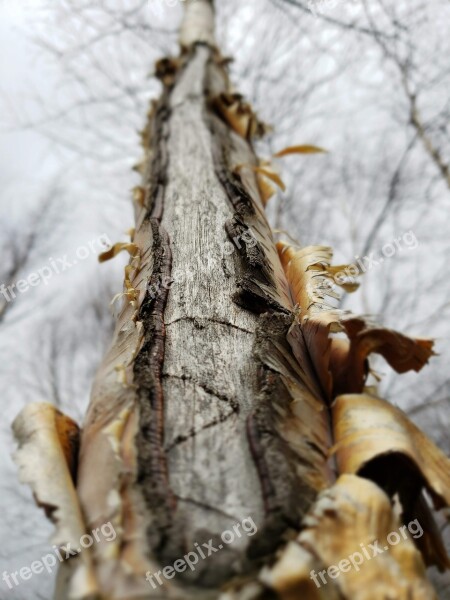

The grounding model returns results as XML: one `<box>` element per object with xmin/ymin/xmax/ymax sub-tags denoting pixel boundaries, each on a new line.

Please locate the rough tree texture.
<box><xmin>11</xmin><ymin>1</ymin><xmax>450</xmax><ymax>600</ymax></box>
<box><xmin>131</xmin><ymin>35</ymin><xmax>320</xmax><ymax>582</ymax></box>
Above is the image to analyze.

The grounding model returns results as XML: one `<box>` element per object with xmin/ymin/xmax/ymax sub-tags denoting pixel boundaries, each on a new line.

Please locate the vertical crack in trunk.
<box><xmin>134</xmin><ymin>219</ymin><xmax>174</xmax><ymax>550</ymax></box>
<box><xmin>133</xmin><ymin>76</ymin><xmax>177</xmax><ymax>552</ymax></box>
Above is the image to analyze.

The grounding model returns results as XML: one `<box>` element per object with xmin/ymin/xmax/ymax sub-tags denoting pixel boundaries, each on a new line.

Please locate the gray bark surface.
<box><xmin>159</xmin><ymin>45</ymin><xmax>264</xmax><ymax>580</ymax></box>
<box><xmin>134</xmin><ymin>42</ymin><xmax>317</xmax><ymax>585</ymax></box>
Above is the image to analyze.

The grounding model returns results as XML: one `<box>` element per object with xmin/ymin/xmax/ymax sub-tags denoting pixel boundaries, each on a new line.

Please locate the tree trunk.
<box><xmin>75</xmin><ymin>0</ymin><xmax>330</xmax><ymax>590</ymax></box>
<box><xmin>12</xmin><ymin>1</ymin><xmax>450</xmax><ymax>599</ymax></box>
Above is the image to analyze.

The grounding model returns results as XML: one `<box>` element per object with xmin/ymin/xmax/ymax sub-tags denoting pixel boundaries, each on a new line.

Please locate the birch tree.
<box><xmin>11</xmin><ymin>1</ymin><xmax>450</xmax><ymax>599</ymax></box>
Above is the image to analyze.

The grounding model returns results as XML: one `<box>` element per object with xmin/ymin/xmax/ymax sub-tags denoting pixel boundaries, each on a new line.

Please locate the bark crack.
<box><xmin>165</xmin><ymin>407</ymin><xmax>239</xmax><ymax>452</ymax></box>
<box><xmin>133</xmin><ymin>74</ymin><xmax>178</xmax><ymax>552</ymax></box>
<box><xmin>134</xmin><ymin>220</ymin><xmax>175</xmax><ymax>548</ymax></box>
<box><xmin>162</xmin><ymin>372</ymin><xmax>240</xmax><ymax>410</ymax></box>
<box><xmin>165</xmin><ymin>315</ymin><xmax>253</xmax><ymax>334</ymax></box>
<box><xmin>174</xmin><ymin>495</ymin><xmax>239</xmax><ymax>522</ymax></box>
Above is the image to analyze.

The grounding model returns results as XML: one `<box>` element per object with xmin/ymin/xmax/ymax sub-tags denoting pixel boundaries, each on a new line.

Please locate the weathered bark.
<box><xmin>132</xmin><ymin>41</ymin><xmax>313</xmax><ymax>582</ymax></box>
<box><xmin>137</xmin><ymin>3</ymin><xmax>334</xmax><ymax>583</ymax></box>
<box><xmin>12</xmin><ymin>2</ymin><xmax>450</xmax><ymax>599</ymax></box>
<box><xmin>70</xmin><ymin>0</ymin><xmax>330</xmax><ymax>595</ymax></box>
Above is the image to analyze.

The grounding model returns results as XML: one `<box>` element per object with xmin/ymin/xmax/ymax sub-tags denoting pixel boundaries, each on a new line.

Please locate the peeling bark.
<box><xmin>11</xmin><ymin>1</ymin><xmax>450</xmax><ymax>599</ymax></box>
